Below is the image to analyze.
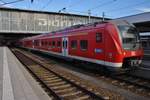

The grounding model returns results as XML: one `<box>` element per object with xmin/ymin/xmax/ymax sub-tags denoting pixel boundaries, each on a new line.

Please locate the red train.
<box><xmin>19</xmin><ymin>20</ymin><xmax>143</xmax><ymax>71</ymax></box>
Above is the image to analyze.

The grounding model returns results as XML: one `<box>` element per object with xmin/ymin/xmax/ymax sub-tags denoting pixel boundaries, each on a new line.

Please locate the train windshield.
<box><xmin>118</xmin><ymin>25</ymin><xmax>141</xmax><ymax>50</ymax></box>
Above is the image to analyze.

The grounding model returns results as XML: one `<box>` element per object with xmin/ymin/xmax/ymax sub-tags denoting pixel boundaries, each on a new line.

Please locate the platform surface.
<box><xmin>0</xmin><ymin>47</ymin><xmax>50</xmax><ymax>100</ymax></box>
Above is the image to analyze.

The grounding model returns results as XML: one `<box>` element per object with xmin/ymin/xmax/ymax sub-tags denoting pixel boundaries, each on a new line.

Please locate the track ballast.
<box><xmin>12</xmin><ymin>49</ymin><xmax>105</xmax><ymax>100</ymax></box>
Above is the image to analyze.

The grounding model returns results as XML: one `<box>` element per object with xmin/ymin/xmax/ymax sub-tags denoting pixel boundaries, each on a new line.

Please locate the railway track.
<box><xmin>12</xmin><ymin>48</ymin><xmax>150</xmax><ymax>99</ymax></box>
<box><xmin>12</xmin><ymin>49</ymin><xmax>105</xmax><ymax>100</ymax></box>
<box><xmin>34</xmin><ymin>51</ymin><xmax>150</xmax><ymax>97</ymax></box>
<box><xmin>95</xmin><ymin>71</ymin><xmax>150</xmax><ymax>97</ymax></box>
<box><xmin>116</xmin><ymin>71</ymin><xmax>150</xmax><ymax>87</ymax></box>
<box><xmin>33</xmin><ymin>51</ymin><xmax>150</xmax><ymax>96</ymax></box>
<box><xmin>112</xmin><ymin>73</ymin><xmax>150</xmax><ymax>92</ymax></box>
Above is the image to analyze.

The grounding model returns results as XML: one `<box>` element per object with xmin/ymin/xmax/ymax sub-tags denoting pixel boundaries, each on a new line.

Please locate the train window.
<box><xmin>80</xmin><ymin>40</ymin><xmax>88</xmax><ymax>50</ymax></box>
<box><xmin>63</xmin><ymin>40</ymin><xmax>67</xmax><ymax>49</ymax></box>
<box><xmin>52</xmin><ymin>41</ymin><xmax>55</xmax><ymax>48</ymax></box>
<box><xmin>65</xmin><ymin>41</ymin><xmax>67</xmax><ymax>49</ymax></box>
<box><xmin>45</xmin><ymin>41</ymin><xmax>47</xmax><ymax>46</ymax></box>
<box><xmin>96</xmin><ymin>33</ymin><xmax>102</xmax><ymax>42</ymax></box>
<box><xmin>34</xmin><ymin>40</ymin><xmax>37</xmax><ymax>46</ymax></box>
<box><xmin>42</xmin><ymin>41</ymin><xmax>44</xmax><ymax>46</ymax></box>
<box><xmin>71</xmin><ymin>40</ymin><xmax>77</xmax><ymax>49</ymax></box>
<box><xmin>36</xmin><ymin>40</ymin><xmax>39</xmax><ymax>46</ymax></box>
<box><xmin>49</xmin><ymin>42</ymin><xmax>51</xmax><ymax>46</ymax></box>
<box><xmin>57</xmin><ymin>41</ymin><xmax>61</xmax><ymax>47</ymax></box>
<box><xmin>43</xmin><ymin>41</ymin><xmax>45</xmax><ymax>46</ymax></box>
<box><xmin>63</xmin><ymin>41</ymin><xmax>65</xmax><ymax>48</ymax></box>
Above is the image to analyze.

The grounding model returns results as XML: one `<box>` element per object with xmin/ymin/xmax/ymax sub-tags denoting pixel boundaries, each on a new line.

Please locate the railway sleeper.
<box><xmin>57</xmin><ymin>88</ymin><xmax>79</xmax><ymax>95</ymax></box>
<box><xmin>139</xmin><ymin>81</ymin><xmax>147</xmax><ymax>84</ymax></box>
<box><xmin>47</xmin><ymin>81</ymin><xmax>66</xmax><ymax>86</ymax></box>
<box><xmin>63</xmin><ymin>93</ymin><xmax>88</xmax><ymax>100</ymax></box>
<box><xmin>139</xmin><ymin>83</ymin><xmax>150</xmax><ymax>89</ymax></box>
<box><xmin>55</xmin><ymin>87</ymin><xmax>76</xmax><ymax>93</ymax></box>
<box><xmin>140</xmin><ymin>81</ymin><xmax>149</xmax><ymax>85</ymax></box>
<box><xmin>60</xmin><ymin>91</ymin><xmax>82</xmax><ymax>98</ymax></box>
<box><xmin>51</xmin><ymin>84</ymin><xmax>71</xmax><ymax>89</ymax></box>
<box><xmin>29</xmin><ymin>65</ymin><xmax>40</xmax><ymax>68</ymax></box>
<box><xmin>72</xmin><ymin>95</ymin><xmax>90</xmax><ymax>100</ymax></box>
<box><xmin>42</xmin><ymin>76</ymin><xmax>59</xmax><ymax>80</ymax></box>
<box><xmin>123</xmin><ymin>77</ymin><xmax>135</xmax><ymax>81</ymax></box>
<box><xmin>42</xmin><ymin>75</ymin><xmax>56</xmax><ymax>78</ymax></box>
<box><xmin>44</xmin><ymin>79</ymin><xmax>62</xmax><ymax>83</ymax></box>
<box><xmin>43</xmin><ymin>77</ymin><xmax>59</xmax><ymax>82</ymax></box>
<box><xmin>57</xmin><ymin>90</ymin><xmax>88</xmax><ymax>99</ymax></box>
<box><xmin>31</xmin><ymin>69</ymin><xmax>45</xmax><ymax>73</ymax></box>
<box><xmin>35</xmin><ymin>72</ymin><xmax>53</xmax><ymax>76</ymax></box>
<box><xmin>129</xmin><ymin>79</ymin><xmax>140</xmax><ymax>83</ymax></box>
<box><xmin>33</xmin><ymin>68</ymin><xmax>47</xmax><ymax>72</ymax></box>
<box><xmin>36</xmin><ymin>71</ymin><xmax>53</xmax><ymax>75</ymax></box>
<box><xmin>136</xmin><ymin>88</ymin><xmax>144</xmax><ymax>92</ymax></box>
<box><xmin>46</xmin><ymin>81</ymin><xmax>66</xmax><ymax>86</ymax></box>
<box><xmin>42</xmin><ymin>78</ymin><xmax>63</xmax><ymax>84</ymax></box>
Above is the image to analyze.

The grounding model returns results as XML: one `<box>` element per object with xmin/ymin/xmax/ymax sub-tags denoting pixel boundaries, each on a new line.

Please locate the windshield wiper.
<box><xmin>132</xmin><ymin>41</ymin><xmax>140</xmax><ymax>48</ymax></box>
<box><xmin>133</xmin><ymin>43</ymin><xmax>136</xmax><ymax>48</ymax></box>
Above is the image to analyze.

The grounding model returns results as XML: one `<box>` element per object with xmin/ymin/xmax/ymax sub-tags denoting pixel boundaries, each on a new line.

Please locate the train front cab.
<box><xmin>107</xmin><ymin>20</ymin><xmax>144</xmax><ymax>70</ymax></box>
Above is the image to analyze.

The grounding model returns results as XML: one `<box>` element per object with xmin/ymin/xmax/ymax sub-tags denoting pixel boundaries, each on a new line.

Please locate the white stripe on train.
<box><xmin>24</xmin><ymin>47</ymin><xmax>122</xmax><ymax>68</ymax></box>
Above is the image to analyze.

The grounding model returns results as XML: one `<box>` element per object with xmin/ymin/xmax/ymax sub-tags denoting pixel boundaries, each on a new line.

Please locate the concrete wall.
<box><xmin>0</xmin><ymin>8</ymin><xmax>102</xmax><ymax>34</ymax></box>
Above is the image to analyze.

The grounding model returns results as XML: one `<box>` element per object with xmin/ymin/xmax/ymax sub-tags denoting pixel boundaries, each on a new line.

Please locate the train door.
<box><xmin>62</xmin><ymin>37</ymin><xmax>68</xmax><ymax>56</ymax></box>
<box><xmin>94</xmin><ymin>29</ymin><xmax>105</xmax><ymax>65</ymax></box>
<box><xmin>32</xmin><ymin>40</ymin><xmax>34</xmax><ymax>48</ymax></box>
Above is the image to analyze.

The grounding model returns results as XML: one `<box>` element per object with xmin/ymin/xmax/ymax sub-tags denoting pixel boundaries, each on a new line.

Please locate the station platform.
<box><xmin>0</xmin><ymin>47</ymin><xmax>50</xmax><ymax>100</ymax></box>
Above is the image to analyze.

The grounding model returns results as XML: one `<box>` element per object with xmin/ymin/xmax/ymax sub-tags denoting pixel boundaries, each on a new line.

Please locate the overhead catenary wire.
<box><xmin>0</xmin><ymin>0</ymin><xmax>25</xmax><ymax>6</ymax></box>
<box><xmin>105</xmin><ymin>1</ymin><xmax>149</xmax><ymax>18</ymax></box>
<box><xmin>64</xmin><ymin>9</ymin><xmax>102</xmax><ymax>18</ymax></box>
<box><xmin>1</xmin><ymin>0</ymin><xmax>148</xmax><ymax>19</ymax></box>
<box><xmin>67</xmin><ymin>9</ymin><xmax>87</xmax><ymax>14</ymax></box>
<box><xmin>82</xmin><ymin>0</ymin><xmax>148</xmax><ymax>18</ymax></box>
<box><xmin>65</xmin><ymin>0</ymin><xmax>117</xmax><ymax>18</ymax></box>
<box><xmin>67</xmin><ymin>0</ymin><xmax>83</xmax><ymax>8</ymax></box>
<box><xmin>41</xmin><ymin>0</ymin><xmax>53</xmax><ymax>10</ymax></box>
<box><xmin>58</xmin><ymin>0</ymin><xmax>83</xmax><ymax>13</ymax></box>
<box><xmin>88</xmin><ymin>0</ymin><xmax>117</xmax><ymax>11</ymax></box>
<box><xmin>106</xmin><ymin>0</ymin><xmax>149</xmax><ymax>13</ymax></box>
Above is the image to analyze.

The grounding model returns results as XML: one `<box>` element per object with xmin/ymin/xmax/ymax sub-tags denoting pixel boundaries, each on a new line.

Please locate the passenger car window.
<box><xmin>49</xmin><ymin>42</ymin><xmax>51</xmax><ymax>46</ymax></box>
<box><xmin>71</xmin><ymin>40</ymin><xmax>77</xmax><ymax>49</ymax></box>
<box><xmin>34</xmin><ymin>40</ymin><xmax>39</xmax><ymax>46</ymax></box>
<box><xmin>45</xmin><ymin>41</ymin><xmax>48</xmax><ymax>46</ymax></box>
<box><xmin>65</xmin><ymin>41</ymin><xmax>67</xmax><ymax>49</ymax></box>
<box><xmin>52</xmin><ymin>41</ymin><xmax>55</xmax><ymax>47</ymax></box>
<box><xmin>96</xmin><ymin>33</ymin><xmax>102</xmax><ymax>42</ymax></box>
<box><xmin>57</xmin><ymin>41</ymin><xmax>61</xmax><ymax>47</ymax></box>
<box><xmin>80</xmin><ymin>40</ymin><xmax>88</xmax><ymax>50</ymax></box>
<box><xmin>42</xmin><ymin>41</ymin><xmax>44</xmax><ymax>46</ymax></box>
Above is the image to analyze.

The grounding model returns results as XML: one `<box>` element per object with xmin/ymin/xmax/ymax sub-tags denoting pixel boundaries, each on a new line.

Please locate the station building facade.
<box><xmin>0</xmin><ymin>7</ymin><xmax>105</xmax><ymax>34</ymax></box>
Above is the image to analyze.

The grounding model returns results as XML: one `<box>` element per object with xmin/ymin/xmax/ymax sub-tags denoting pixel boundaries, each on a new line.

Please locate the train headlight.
<box><xmin>123</xmin><ymin>52</ymin><xmax>126</xmax><ymax>55</ymax></box>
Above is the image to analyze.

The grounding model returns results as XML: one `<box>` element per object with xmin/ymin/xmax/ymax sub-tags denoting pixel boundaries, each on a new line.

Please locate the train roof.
<box><xmin>21</xmin><ymin>20</ymin><xmax>131</xmax><ymax>41</ymax></box>
<box><xmin>22</xmin><ymin>21</ymin><xmax>109</xmax><ymax>41</ymax></box>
